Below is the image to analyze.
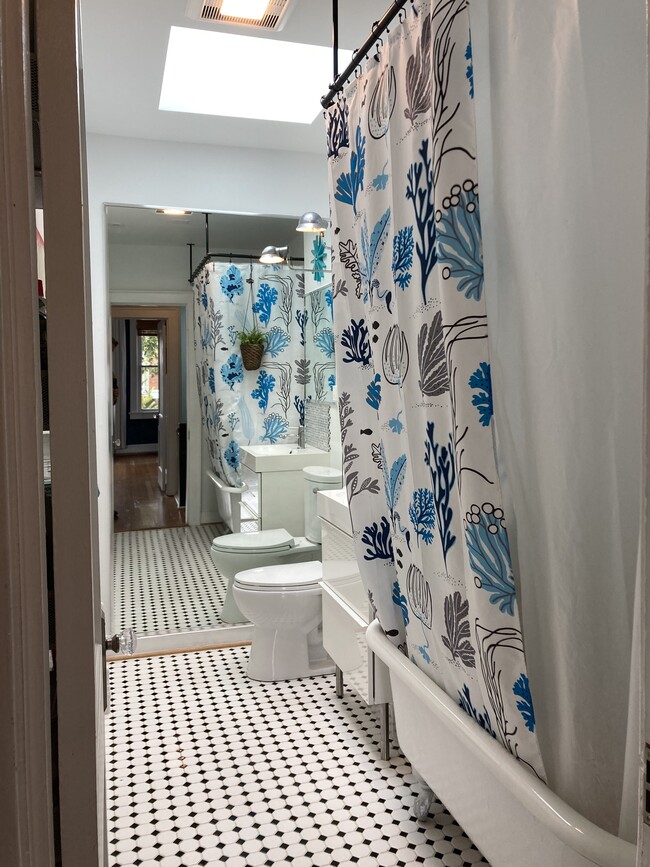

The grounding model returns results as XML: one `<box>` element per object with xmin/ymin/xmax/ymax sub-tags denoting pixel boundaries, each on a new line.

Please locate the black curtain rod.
<box><xmin>321</xmin><ymin>0</ymin><xmax>408</xmax><ymax>109</ymax></box>
<box><xmin>189</xmin><ymin>252</ymin><xmax>305</xmax><ymax>285</ymax></box>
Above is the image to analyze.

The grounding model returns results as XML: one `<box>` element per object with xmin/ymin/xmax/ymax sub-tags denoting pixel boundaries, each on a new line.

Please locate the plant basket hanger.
<box><xmin>241</xmin><ymin>262</ymin><xmax>264</xmax><ymax>371</ymax></box>
<box><xmin>241</xmin><ymin>342</ymin><xmax>264</xmax><ymax>371</ymax></box>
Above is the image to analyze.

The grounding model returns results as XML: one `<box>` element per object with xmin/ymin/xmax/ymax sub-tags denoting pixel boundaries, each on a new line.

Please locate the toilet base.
<box><xmin>220</xmin><ymin>584</ymin><xmax>247</xmax><ymax>624</ymax></box>
<box><xmin>246</xmin><ymin>626</ymin><xmax>335</xmax><ymax>682</ymax></box>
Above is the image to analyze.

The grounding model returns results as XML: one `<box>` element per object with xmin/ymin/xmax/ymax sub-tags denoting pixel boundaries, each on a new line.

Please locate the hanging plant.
<box><xmin>237</xmin><ymin>325</ymin><xmax>266</xmax><ymax>371</ymax></box>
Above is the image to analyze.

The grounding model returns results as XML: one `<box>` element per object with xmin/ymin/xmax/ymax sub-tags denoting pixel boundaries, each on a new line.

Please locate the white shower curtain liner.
<box><xmin>470</xmin><ymin>0</ymin><xmax>646</xmax><ymax>837</ymax></box>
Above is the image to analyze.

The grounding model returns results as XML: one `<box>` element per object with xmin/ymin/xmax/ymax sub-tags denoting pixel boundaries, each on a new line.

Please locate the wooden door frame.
<box><xmin>111</xmin><ymin>317</ymin><xmax>128</xmax><ymax>450</ymax></box>
<box><xmin>38</xmin><ymin>0</ymin><xmax>106</xmax><ymax>864</ymax></box>
<box><xmin>111</xmin><ymin>305</ymin><xmax>181</xmax><ymax>497</ymax></box>
<box><xmin>0</xmin><ymin>1</ymin><xmax>55</xmax><ymax>864</ymax></box>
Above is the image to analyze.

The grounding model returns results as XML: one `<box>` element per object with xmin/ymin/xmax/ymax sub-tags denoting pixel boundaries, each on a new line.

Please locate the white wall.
<box><xmin>87</xmin><ymin>133</ymin><xmax>329</xmax><ymax>624</ymax></box>
<box><xmin>108</xmin><ymin>243</ymin><xmax>189</xmax><ymax>291</ymax></box>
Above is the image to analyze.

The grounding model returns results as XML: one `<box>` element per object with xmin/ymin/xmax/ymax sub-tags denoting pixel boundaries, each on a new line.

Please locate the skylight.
<box><xmin>159</xmin><ymin>27</ymin><xmax>352</xmax><ymax>124</ymax></box>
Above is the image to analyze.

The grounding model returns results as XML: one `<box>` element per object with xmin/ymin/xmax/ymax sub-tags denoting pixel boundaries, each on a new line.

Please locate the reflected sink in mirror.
<box><xmin>240</xmin><ymin>444</ymin><xmax>330</xmax><ymax>473</ymax></box>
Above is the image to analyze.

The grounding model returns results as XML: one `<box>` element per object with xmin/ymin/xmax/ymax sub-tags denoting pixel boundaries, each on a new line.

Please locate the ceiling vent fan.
<box><xmin>185</xmin><ymin>0</ymin><xmax>295</xmax><ymax>31</ymax></box>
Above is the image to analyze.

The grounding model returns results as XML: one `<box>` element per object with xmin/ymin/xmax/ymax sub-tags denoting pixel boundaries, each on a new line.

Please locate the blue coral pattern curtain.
<box><xmin>327</xmin><ymin>0</ymin><xmax>545</xmax><ymax>777</ymax></box>
<box><xmin>194</xmin><ymin>261</ymin><xmax>305</xmax><ymax>487</ymax></box>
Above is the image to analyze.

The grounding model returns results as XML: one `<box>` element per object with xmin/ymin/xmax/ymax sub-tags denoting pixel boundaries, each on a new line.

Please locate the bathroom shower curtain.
<box><xmin>469</xmin><ymin>0</ymin><xmax>645</xmax><ymax>837</ymax></box>
<box><xmin>327</xmin><ymin>0</ymin><xmax>545</xmax><ymax>777</ymax></box>
<box><xmin>194</xmin><ymin>261</ymin><xmax>305</xmax><ymax>487</ymax></box>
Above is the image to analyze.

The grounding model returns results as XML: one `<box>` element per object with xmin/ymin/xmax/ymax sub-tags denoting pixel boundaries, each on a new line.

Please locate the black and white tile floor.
<box><xmin>106</xmin><ymin>645</ymin><xmax>489</xmax><ymax>867</ymax></box>
<box><xmin>113</xmin><ymin>525</ymin><xmax>230</xmax><ymax>635</ymax></box>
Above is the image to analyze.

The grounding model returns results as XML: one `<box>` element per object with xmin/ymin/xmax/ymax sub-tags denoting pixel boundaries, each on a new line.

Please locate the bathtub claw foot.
<box><xmin>412</xmin><ymin>785</ymin><xmax>434</xmax><ymax>821</ymax></box>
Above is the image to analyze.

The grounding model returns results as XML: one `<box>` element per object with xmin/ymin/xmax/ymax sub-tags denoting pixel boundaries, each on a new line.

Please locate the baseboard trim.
<box><xmin>107</xmin><ymin>638</ymin><xmax>252</xmax><ymax>662</ymax></box>
<box><xmin>200</xmin><ymin>510</ymin><xmax>223</xmax><ymax>525</ymax></box>
<box><xmin>115</xmin><ymin>444</ymin><xmax>157</xmax><ymax>455</ymax></box>
<box><xmin>107</xmin><ymin>623</ymin><xmax>253</xmax><ymax>658</ymax></box>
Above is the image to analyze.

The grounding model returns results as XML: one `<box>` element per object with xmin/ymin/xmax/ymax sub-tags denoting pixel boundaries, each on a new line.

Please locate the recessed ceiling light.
<box><xmin>159</xmin><ymin>27</ymin><xmax>352</xmax><ymax>124</ymax></box>
<box><xmin>220</xmin><ymin>0</ymin><xmax>268</xmax><ymax>19</ymax></box>
<box><xmin>155</xmin><ymin>208</ymin><xmax>193</xmax><ymax>216</ymax></box>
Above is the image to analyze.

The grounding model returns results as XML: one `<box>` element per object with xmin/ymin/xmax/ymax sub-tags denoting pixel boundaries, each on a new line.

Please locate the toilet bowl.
<box><xmin>211</xmin><ymin>465</ymin><xmax>342</xmax><ymax>624</ymax></box>
<box><xmin>233</xmin><ymin>561</ymin><xmax>335</xmax><ymax>681</ymax></box>
<box><xmin>211</xmin><ymin>529</ymin><xmax>320</xmax><ymax>623</ymax></box>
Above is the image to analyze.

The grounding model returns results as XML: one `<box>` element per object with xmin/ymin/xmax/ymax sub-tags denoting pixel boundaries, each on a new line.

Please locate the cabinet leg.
<box><xmin>380</xmin><ymin>702</ymin><xmax>390</xmax><ymax>761</ymax></box>
<box><xmin>335</xmin><ymin>666</ymin><xmax>344</xmax><ymax>698</ymax></box>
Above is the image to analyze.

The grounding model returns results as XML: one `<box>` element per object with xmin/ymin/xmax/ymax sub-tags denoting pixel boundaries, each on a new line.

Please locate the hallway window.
<box><xmin>130</xmin><ymin>320</ymin><xmax>160</xmax><ymax>416</ymax></box>
<box><xmin>139</xmin><ymin>333</ymin><xmax>159</xmax><ymax>411</ymax></box>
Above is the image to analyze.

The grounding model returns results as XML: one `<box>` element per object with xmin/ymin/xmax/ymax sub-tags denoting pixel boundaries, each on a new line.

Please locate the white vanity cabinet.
<box><xmin>317</xmin><ymin>489</ymin><xmax>392</xmax><ymax>757</ymax></box>
<box><xmin>240</xmin><ymin>445</ymin><xmax>329</xmax><ymax>537</ymax></box>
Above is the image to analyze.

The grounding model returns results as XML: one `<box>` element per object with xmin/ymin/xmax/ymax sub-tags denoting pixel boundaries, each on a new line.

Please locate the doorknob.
<box><xmin>102</xmin><ymin>617</ymin><xmax>138</xmax><ymax>712</ymax></box>
<box><xmin>105</xmin><ymin>627</ymin><xmax>137</xmax><ymax>656</ymax></box>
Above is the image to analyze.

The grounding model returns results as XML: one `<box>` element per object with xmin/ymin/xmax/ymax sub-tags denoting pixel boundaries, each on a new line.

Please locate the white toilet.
<box><xmin>234</xmin><ymin>560</ymin><xmax>335</xmax><ymax>681</ymax></box>
<box><xmin>210</xmin><ymin>465</ymin><xmax>342</xmax><ymax>625</ymax></box>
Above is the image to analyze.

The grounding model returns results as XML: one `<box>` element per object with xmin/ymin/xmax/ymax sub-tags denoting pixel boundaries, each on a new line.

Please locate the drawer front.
<box><xmin>322</xmin><ymin>589</ymin><xmax>371</xmax><ymax>704</ymax></box>
<box><xmin>322</xmin><ymin>518</ymin><xmax>356</xmax><ymax>564</ymax></box>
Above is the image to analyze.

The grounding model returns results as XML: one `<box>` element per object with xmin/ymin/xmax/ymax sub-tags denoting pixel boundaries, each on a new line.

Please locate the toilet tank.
<box><xmin>303</xmin><ymin>465</ymin><xmax>342</xmax><ymax>544</ymax></box>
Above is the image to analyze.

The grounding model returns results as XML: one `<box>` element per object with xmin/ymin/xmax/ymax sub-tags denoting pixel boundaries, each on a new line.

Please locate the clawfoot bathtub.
<box><xmin>365</xmin><ymin>620</ymin><xmax>636</xmax><ymax>867</ymax></box>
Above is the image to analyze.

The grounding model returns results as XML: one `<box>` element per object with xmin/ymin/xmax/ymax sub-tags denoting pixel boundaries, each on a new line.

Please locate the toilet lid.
<box><xmin>234</xmin><ymin>560</ymin><xmax>323</xmax><ymax>591</ymax></box>
<box><xmin>212</xmin><ymin>528</ymin><xmax>295</xmax><ymax>555</ymax></box>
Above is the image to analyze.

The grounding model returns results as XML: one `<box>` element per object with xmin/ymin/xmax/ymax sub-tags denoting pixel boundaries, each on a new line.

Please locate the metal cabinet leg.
<box><xmin>380</xmin><ymin>702</ymin><xmax>390</xmax><ymax>761</ymax></box>
<box><xmin>335</xmin><ymin>666</ymin><xmax>344</xmax><ymax>698</ymax></box>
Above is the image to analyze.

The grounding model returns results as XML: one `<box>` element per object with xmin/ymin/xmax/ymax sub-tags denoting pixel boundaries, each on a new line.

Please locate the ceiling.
<box><xmin>106</xmin><ymin>205</ymin><xmax>305</xmax><ymax>256</ymax></box>
<box><xmin>80</xmin><ymin>0</ymin><xmax>386</xmax><ymax>154</ymax></box>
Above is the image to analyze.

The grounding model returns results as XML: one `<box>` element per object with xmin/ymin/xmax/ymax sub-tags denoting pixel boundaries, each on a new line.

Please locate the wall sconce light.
<box><xmin>259</xmin><ymin>242</ymin><xmax>334</xmax><ymax>285</ymax></box>
<box><xmin>296</xmin><ymin>211</ymin><xmax>328</xmax><ymax>233</ymax></box>
<box><xmin>259</xmin><ymin>245</ymin><xmax>288</xmax><ymax>265</ymax></box>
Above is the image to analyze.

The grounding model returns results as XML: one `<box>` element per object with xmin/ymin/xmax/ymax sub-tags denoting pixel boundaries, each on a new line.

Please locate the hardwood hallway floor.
<box><xmin>113</xmin><ymin>452</ymin><xmax>186</xmax><ymax>533</ymax></box>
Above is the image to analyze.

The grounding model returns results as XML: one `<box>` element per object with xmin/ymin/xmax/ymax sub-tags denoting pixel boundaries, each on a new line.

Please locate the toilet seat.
<box><xmin>212</xmin><ymin>528</ymin><xmax>295</xmax><ymax>555</ymax></box>
<box><xmin>234</xmin><ymin>560</ymin><xmax>322</xmax><ymax>592</ymax></box>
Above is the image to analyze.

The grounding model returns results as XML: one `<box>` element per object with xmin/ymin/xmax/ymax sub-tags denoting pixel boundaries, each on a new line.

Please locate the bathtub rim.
<box><xmin>365</xmin><ymin>618</ymin><xmax>636</xmax><ymax>867</ymax></box>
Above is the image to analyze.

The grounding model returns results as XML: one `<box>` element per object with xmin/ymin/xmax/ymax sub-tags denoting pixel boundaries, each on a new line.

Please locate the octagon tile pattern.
<box><xmin>106</xmin><ymin>645</ymin><xmax>490</xmax><ymax>866</ymax></box>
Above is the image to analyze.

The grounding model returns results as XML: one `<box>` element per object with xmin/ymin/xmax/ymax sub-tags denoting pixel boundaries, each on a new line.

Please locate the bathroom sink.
<box><xmin>240</xmin><ymin>444</ymin><xmax>330</xmax><ymax>473</ymax></box>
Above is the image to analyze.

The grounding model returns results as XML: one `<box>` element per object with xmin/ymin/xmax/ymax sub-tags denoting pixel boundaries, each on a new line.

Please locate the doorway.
<box><xmin>111</xmin><ymin>305</ymin><xmax>182</xmax><ymax>524</ymax></box>
<box><xmin>111</xmin><ymin>313</ymin><xmax>185</xmax><ymax>532</ymax></box>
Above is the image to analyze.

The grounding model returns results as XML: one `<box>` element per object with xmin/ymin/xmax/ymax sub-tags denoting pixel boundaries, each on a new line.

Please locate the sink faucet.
<box><xmin>298</xmin><ymin>425</ymin><xmax>305</xmax><ymax>449</ymax></box>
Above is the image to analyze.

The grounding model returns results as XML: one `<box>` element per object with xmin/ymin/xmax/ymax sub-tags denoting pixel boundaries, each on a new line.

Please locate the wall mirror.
<box><xmin>107</xmin><ymin>202</ymin><xmax>337</xmax><ymax>639</ymax></box>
